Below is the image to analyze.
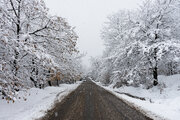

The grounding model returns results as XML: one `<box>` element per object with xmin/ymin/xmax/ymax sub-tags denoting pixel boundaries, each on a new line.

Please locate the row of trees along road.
<box><xmin>90</xmin><ymin>0</ymin><xmax>180</xmax><ymax>88</ymax></box>
<box><xmin>0</xmin><ymin>0</ymin><xmax>83</xmax><ymax>100</ymax></box>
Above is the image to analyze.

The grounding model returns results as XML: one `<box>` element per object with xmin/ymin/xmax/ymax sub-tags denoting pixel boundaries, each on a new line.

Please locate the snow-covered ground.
<box><xmin>0</xmin><ymin>82</ymin><xmax>82</xmax><ymax>120</ymax></box>
<box><xmin>96</xmin><ymin>74</ymin><xmax>180</xmax><ymax>120</ymax></box>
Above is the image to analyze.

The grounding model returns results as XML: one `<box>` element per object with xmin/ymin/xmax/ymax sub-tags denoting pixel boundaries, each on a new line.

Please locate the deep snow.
<box><xmin>0</xmin><ymin>82</ymin><xmax>82</xmax><ymax>120</ymax></box>
<box><xmin>96</xmin><ymin>74</ymin><xmax>180</xmax><ymax>120</ymax></box>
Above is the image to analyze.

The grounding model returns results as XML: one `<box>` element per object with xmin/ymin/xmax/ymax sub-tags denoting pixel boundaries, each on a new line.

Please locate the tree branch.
<box><xmin>29</xmin><ymin>20</ymin><xmax>51</xmax><ymax>35</ymax></box>
<box><xmin>10</xmin><ymin>0</ymin><xmax>18</xmax><ymax>17</ymax></box>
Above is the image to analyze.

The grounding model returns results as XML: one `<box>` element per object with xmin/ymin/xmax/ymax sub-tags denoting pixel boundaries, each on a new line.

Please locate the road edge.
<box><xmin>37</xmin><ymin>81</ymin><xmax>83</xmax><ymax>120</ymax></box>
<box><xmin>92</xmin><ymin>80</ymin><xmax>166</xmax><ymax>120</ymax></box>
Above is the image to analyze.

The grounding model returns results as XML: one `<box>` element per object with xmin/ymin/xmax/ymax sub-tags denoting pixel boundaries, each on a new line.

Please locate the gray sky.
<box><xmin>44</xmin><ymin>0</ymin><xmax>142</xmax><ymax>68</ymax></box>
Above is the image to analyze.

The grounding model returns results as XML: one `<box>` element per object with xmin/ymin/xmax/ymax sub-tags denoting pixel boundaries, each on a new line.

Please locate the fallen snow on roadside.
<box><xmin>0</xmin><ymin>81</ymin><xmax>82</xmax><ymax>120</ymax></box>
<box><xmin>96</xmin><ymin>74</ymin><xmax>180</xmax><ymax>120</ymax></box>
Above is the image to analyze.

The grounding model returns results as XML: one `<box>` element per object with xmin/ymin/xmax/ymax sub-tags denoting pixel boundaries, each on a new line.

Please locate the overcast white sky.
<box><xmin>44</xmin><ymin>0</ymin><xmax>142</xmax><ymax>68</ymax></box>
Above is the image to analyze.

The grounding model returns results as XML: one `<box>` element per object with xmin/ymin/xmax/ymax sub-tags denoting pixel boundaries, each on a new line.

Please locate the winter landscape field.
<box><xmin>0</xmin><ymin>0</ymin><xmax>180</xmax><ymax>120</ymax></box>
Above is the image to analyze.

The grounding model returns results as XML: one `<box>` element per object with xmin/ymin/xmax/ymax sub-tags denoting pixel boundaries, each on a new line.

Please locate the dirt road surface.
<box><xmin>41</xmin><ymin>79</ymin><xmax>153</xmax><ymax>120</ymax></box>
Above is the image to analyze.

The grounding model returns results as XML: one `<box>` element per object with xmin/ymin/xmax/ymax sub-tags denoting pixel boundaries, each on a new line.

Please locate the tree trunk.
<box><xmin>11</xmin><ymin>0</ymin><xmax>21</xmax><ymax>76</ymax></box>
<box><xmin>13</xmin><ymin>49</ymin><xmax>19</xmax><ymax>76</ymax></box>
<box><xmin>30</xmin><ymin>77</ymin><xmax>37</xmax><ymax>87</ymax></box>
<box><xmin>153</xmin><ymin>66</ymin><xmax>158</xmax><ymax>86</ymax></box>
<box><xmin>48</xmin><ymin>81</ymin><xmax>52</xmax><ymax>86</ymax></box>
<box><xmin>57</xmin><ymin>79</ymin><xmax>59</xmax><ymax>86</ymax></box>
<box><xmin>153</xmin><ymin>47</ymin><xmax>158</xmax><ymax>86</ymax></box>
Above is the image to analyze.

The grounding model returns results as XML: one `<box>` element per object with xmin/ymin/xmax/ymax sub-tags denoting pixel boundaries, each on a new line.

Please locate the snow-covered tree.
<box><xmin>91</xmin><ymin>0</ymin><xmax>180</xmax><ymax>88</ymax></box>
<box><xmin>0</xmin><ymin>0</ymin><xmax>82</xmax><ymax>100</ymax></box>
<box><xmin>134</xmin><ymin>0</ymin><xmax>180</xmax><ymax>85</ymax></box>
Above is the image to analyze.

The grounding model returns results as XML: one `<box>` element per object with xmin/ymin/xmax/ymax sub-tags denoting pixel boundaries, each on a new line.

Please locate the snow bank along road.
<box><xmin>41</xmin><ymin>79</ymin><xmax>153</xmax><ymax>120</ymax></box>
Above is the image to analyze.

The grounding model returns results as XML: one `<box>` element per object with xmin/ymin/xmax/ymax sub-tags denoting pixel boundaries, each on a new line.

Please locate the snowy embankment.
<box><xmin>0</xmin><ymin>82</ymin><xmax>82</xmax><ymax>120</ymax></box>
<box><xmin>96</xmin><ymin>74</ymin><xmax>180</xmax><ymax>120</ymax></box>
